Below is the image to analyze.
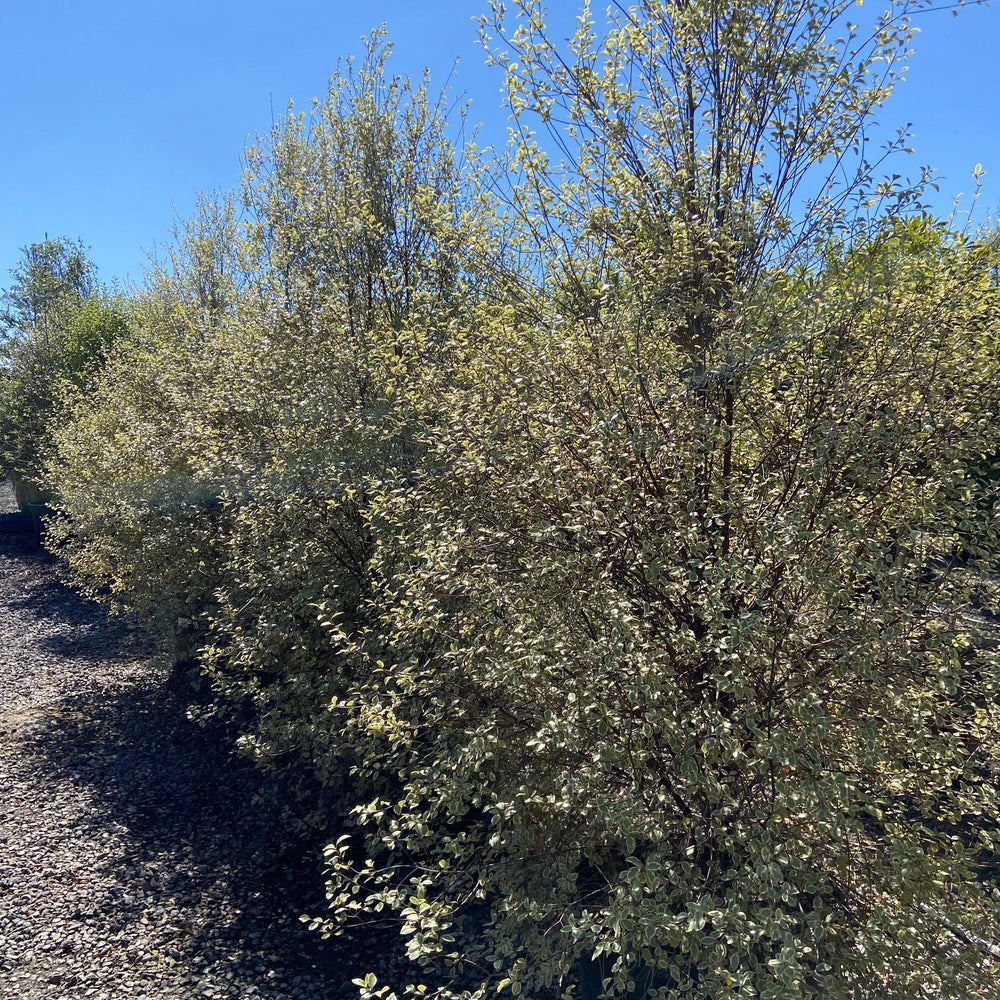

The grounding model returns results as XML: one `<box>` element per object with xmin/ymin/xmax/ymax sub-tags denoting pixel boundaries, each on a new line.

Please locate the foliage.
<box><xmin>317</xmin><ymin>216</ymin><xmax>1000</xmax><ymax>1000</ymax></box>
<box><xmin>308</xmin><ymin>3</ymin><xmax>1000</xmax><ymax>998</ymax></box>
<box><xmin>1</xmin><ymin>237</ymin><xmax>95</xmax><ymax>333</ymax></box>
<box><xmin>47</xmin><ymin>30</ymin><xmax>505</xmax><ymax>719</ymax></box>
<box><xmin>0</xmin><ymin>238</ymin><xmax>128</xmax><ymax>488</ymax></box>
<box><xmin>478</xmin><ymin>0</ymin><xmax>935</xmax><ymax>309</ymax></box>
<box><xmin>42</xmin><ymin>6</ymin><xmax>1000</xmax><ymax>1000</ymax></box>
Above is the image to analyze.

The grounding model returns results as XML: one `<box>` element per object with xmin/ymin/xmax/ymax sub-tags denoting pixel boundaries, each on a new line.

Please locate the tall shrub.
<box><xmin>312</xmin><ymin>4</ymin><xmax>1000</xmax><ymax>999</ymax></box>
<box><xmin>48</xmin><ymin>30</ymin><xmax>505</xmax><ymax>745</ymax></box>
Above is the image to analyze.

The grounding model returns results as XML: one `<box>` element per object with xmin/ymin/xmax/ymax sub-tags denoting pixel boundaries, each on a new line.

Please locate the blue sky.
<box><xmin>1</xmin><ymin>0</ymin><xmax>997</xmax><ymax>291</ymax></box>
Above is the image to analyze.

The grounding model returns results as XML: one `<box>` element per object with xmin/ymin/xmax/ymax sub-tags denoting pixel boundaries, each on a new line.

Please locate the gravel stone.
<box><xmin>0</xmin><ymin>481</ymin><xmax>405</xmax><ymax>998</ymax></box>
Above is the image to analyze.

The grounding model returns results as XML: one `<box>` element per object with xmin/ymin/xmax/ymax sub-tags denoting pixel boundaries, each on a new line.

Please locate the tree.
<box><xmin>1</xmin><ymin>237</ymin><xmax>94</xmax><ymax>335</ymax></box>
<box><xmin>0</xmin><ymin>239</ymin><xmax>127</xmax><ymax>505</ymax></box>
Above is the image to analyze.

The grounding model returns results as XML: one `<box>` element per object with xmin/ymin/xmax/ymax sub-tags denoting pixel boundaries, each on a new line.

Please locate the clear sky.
<box><xmin>1</xmin><ymin>0</ymin><xmax>997</xmax><ymax>291</ymax></box>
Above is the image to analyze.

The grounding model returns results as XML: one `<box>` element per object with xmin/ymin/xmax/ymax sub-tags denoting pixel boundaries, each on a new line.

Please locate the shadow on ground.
<box><xmin>20</xmin><ymin>673</ymin><xmax>396</xmax><ymax>998</ymax></box>
<box><xmin>0</xmin><ymin>503</ymin><xmax>402</xmax><ymax>997</ymax></box>
<box><xmin>0</xmin><ymin>508</ymin><xmax>45</xmax><ymax>548</ymax></box>
<box><xmin>0</xmin><ymin>513</ymin><xmax>150</xmax><ymax>662</ymax></box>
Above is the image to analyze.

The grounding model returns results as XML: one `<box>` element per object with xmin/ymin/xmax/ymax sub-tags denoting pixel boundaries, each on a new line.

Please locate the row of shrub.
<box><xmin>6</xmin><ymin>7</ymin><xmax>1000</xmax><ymax>999</ymax></box>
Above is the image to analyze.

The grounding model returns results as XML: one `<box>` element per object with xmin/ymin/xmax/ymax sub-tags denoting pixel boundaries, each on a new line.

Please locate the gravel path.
<box><xmin>0</xmin><ymin>481</ymin><xmax>395</xmax><ymax>999</ymax></box>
